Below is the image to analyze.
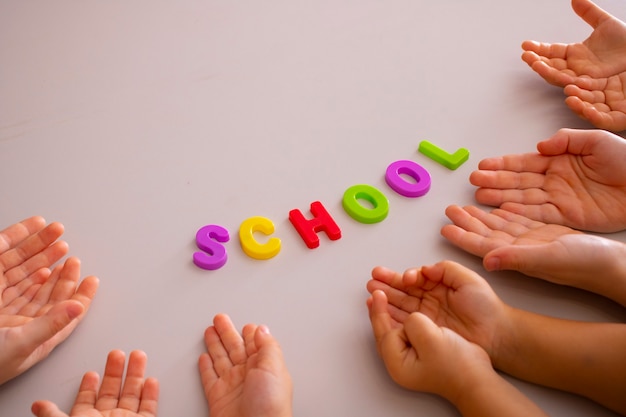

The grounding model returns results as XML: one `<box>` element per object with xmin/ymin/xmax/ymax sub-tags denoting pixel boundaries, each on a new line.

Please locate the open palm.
<box><xmin>199</xmin><ymin>314</ymin><xmax>293</xmax><ymax>417</ymax></box>
<box><xmin>31</xmin><ymin>350</ymin><xmax>159</xmax><ymax>417</ymax></box>
<box><xmin>442</xmin><ymin>204</ymin><xmax>626</xmax><ymax>306</ymax></box>
<box><xmin>522</xmin><ymin>0</ymin><xmax>626</xmax><ymax>131</ymax></box>
<box><xmin>471</xmin><ymin>129</ymin><xmax>626</xmax><ymax>232</ymax></box>
<box><xmin>0</xmin><ymin>217</ymin><xmax>98</xmax><ymax>385</ymax></box>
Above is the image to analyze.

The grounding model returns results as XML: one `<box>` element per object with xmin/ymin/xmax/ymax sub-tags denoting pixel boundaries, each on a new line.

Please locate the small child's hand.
<box><xmin>366</xmin><ymin>260</ymin><xmax>509</xmax><ymax>360</ymax></box>
<box><xmin>369</xmin><ymin>289</ymin><xmax>551</xmax><ymax>417</ymax></box>
<box><xmin>0</xmin><ymin>217</ymin><xmax>99</xmax><ymax>386</ymax></box>
<box><xmin>198</xmin><ymin>314</ymin><xmax>293</xmax><ymax>417</ymax></box>
<box><xmin>521</xmin><ymin>0</ymin><xmax>626</xmax><ymax>132</ymax></box>
<box><xmin>368</xmin><ymin>290</ymin><xmax>492</xmax><ymax>401</ymax></box>
<box><xmin>442</xmin><ymin>204</ymin><xmax>626</xmax><ymax>306</ymax></box>
<box><xmin>471</xmin><ymin>128</ymin><xmax>626</xmax><ymax>233</ymax></box>
<box><xmin>31</xmin><ymin>350</ymin><xmax>159</xmax><ymax>417</ymax></box>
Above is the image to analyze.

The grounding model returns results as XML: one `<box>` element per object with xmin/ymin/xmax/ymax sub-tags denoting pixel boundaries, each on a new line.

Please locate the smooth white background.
<box><xmin>1</xmin><ymin>1</ymin><xmax>626</xmax><ymax>416</ymax></box>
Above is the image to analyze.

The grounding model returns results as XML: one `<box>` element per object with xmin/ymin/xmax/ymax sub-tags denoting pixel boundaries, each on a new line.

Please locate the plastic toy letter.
<box><xmin>194</xmin><ymin>225</ymin><xmax>230</xmax><ymax>270</ymax></box>
<box><xmin>342</xmin><ymin>184</ymin><xmax>389</xmax><ymax>224</ymax></box>
<box><xmin>385</xmin><ymin>160</ymin><xmax>431</xmax><ymax>197</ymax></box>
<box><xmin>239</xmin><ymin>216</ymin><xmax>281</xmax><ymax>260</ymax></box>
<box><xmin>418</xmin><ymin>140</ymin><xmax>469</xmax><ymax>170</ymax></box>
<box><xmin>288</xmin><ymin>201</ymin><xmax>342</xmax><ymax>249</ymax></box>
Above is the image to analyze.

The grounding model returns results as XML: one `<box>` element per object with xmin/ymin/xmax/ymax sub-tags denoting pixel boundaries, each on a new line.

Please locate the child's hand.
<box><xmin>31</xmin><ymin>350</ymin><xmax>159</xmax><ymax>417</ymax></box>
<box><xmin>368</xmin><ymin>289</ymin><xmax>493</xmax><ymax>401</ymax></box>
<box><xmin>521</xmin><ymin>0</ymin><xmax>626</xmax><ymax>131</ymax></box>
<box><xmin>0</xmin><ymin>217</ymin><xmax>99</xmax><ymax>386</ymax></box>
<box><xmin>366</xmin><ymin>260</ymin><xmax>510</xmax><ymax>360</ymax></box>
<box><xmin>442</xmin><ymin>204</ymin><xmax>626</xmax><ymax>306</ymax></box>
<box><xmin>198</xmin><ymin>314</ymin><xmax>293</xmax><ymax>417</ymax></box>
<box><xmin>471</xmin><ymin>128</ymin><xmax>626</xmax><ymax>233</ymax></box>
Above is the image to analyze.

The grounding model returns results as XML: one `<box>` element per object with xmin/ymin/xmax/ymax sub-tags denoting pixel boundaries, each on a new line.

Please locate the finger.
<box><xmin>474</xmin><ymin>187</ymin><xmax>550</xmax><ymax>207</ymax></box>
<box><xmin>444</xmin><ymin>205</ymin><xmax>492</xmax><ymax>236</ymax></box>
<box><xmin>370</xmin><ymin>266</ymin><xmax>404</xmax><ymax>289</ymax></box>
<box><xmin>565</xmin><ymin>95</ymin><xmax>626</xmax><ymax>131</ymax></box>
<box><xmin>253</xmin><ymin>325</ymin><xmax>289</xmax><ymax>376</ymax></box>
<box><xmin>441</xmin><ymin>224</ymin><xmax>499</xmax><ymax>258</ymax></box>
<box><xmin>536</xmin><ymin>127</ymin><xmax>604</xmax><ymax>156</ymax></box>
<box><xmin>484</xmin><ymin>244</ymin><xmax>549</xmax><ymax>274</ymax></box>
<box><xmin>369</xmin><ymin>290</ymin><xmax>393</xmax><ymax>354</ymax></box>
<box><xmin>17</xmin><ymin>266</ymin><xmax>63</xmax><ymax>317</ymax></box>
<box><xmin>499</xmin><ymin>202</ymin><xmax>565</xmax><ymax>226</ymax></box>
<box><xmin>69</xmin><ymin>371</ymin><xmax>100</xmax><ymax>414</ymax></box>
<box><xmin>521</xmin><ymin>40</ymin><xmax>569</xmax><ymax>61</ymax></box>
<box><xmin>404</xmin><ymin>312</ymin><xmax>440</xmax><ymax>356</ymax></box>
<box><xmin>3</xmin><ymin>240</ymin><xmax>68</xmax><ymax>288</ymax></box>
<box><xmin>463</xmin><ymin>206</ymin><xmax>531</xmax><ymax>237</ymax></box>
<box><xmin>366</xmin><ymin>279</ymin><xmax>418</xmax><ymax>320</ymax></box>
<box><xmin>490</xmin><ymin>207</ymin><xmax>553</xmax><ymax>229</ymax></box>
<box><xmin>30</xmin><ymin>400</ymin><xmax>69</xmax><ymax>417</ymax></box>
<box><xmin>1</xmin><ymin>221</ymin><xmax>65</xmax><ymax>271</ymax></box>
<box><xmin>213</xmin><ymin>314</ymin><xmax>247</xmax><ymax>365</ymax></box>
<box><xmin>470</xmin><ymin>170</ymin><xmax>547</xmax><ymax>190</ymax></box>
<box><xmin>535</xmin><ymin>60</ymin><xmax>579</xmax><ymax>86</ymax></box>
<box><xmin>118</xmin><ymin>350</ymin><xmax>148</xmax><ymax>411</ymax></box>
<box><xmin>137</xmin><ymin>377</ymin><xmax>159</xmax><ymax>417</ymax></box>
<box><xmin>242</xmin><ymin>323</ymin><xmax>259</xmax><ymax>357</ymax></box>
<box><xmin>475</xmin><ymin>152</ymin><xmax>551</xmax><ymax>174</ymax></box>
<box><xmin>198</xmin><ymin>352</ymin><xmax>218</xmax><ymax>399</ymax></box>
<box><xmin>420</xmin><ymin>260</ymin><xmax>485</xmax><ymax>291</ymax></box>
<box><xmin>0</xmin><ymin>269</ymin><xmax>48</xmax><ymax>313</ymax></box>
<box><xmin>48</xmin><ymin>258</ymin><xmax>81</xmax><ymax>303</ymax></box>
<box><xmin>70</xmin><ymin>275</ymin><xmax>99</xmax><ymax>313</ymax></box>
<box><xmin>572</xmin><ymin>0</ymin><xmax>612</xmax><ymax>29</ymax></box>
<box><xmin>17</xmin><ymin>300</ymin><xmax>84</xmax><ymax>355</ymax></box>
<box><xmin>95</xmin><ymin>350</ymin><xmax>126</xmax><ymax>410</ymax></box>
<box><xmin>0</xmin><ymin>216</ymin><xmax>47</xmax><ymax>254</ymax></box>
<box><xmin>368</xmin><ymin>267</ymin><xmax>425</xmax><ymax>314</ymax></box>
<box><xmin>564</xmin><ymin>83</ymin><xmax>607</xmax><ymax>104</ymax></box>
<box><xmin>203</xmin><ymin>324</ymin><xmax>233</xmax><ymax>378</ymax></box>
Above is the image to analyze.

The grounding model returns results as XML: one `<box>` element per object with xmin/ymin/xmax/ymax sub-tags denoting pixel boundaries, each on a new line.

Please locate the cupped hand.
<box><xmin>199</xmin><ymin>314</ymin><xmax>293</xmax><ymax>417</ymax></box>
<box><xmin>471</xmin><ymin>128</ymin><xmax>626</xmax><ymax>232</ymax></box>
<box><xmin>366</xmin><ymin>260</ymin><xmax>510</xmax><ymax>359</ymax></box>
<box><xmin>31</xmin><ymin>350</ymin><xmax>159</xmax><ymax>417</ymax></box>
<box><xmin>521</xmin><ymin>0</ymin><xmax>626</xmax><ymax>131</ymax></box>
<box><xmin>368</xmin><ymin>289</ymin><xmax>493</xmax><ymax>401</ymax></box>
<box><xmin>442</xmin><ymin>204</ymin><xmax>626</xmax><ymax>305</ymax></box>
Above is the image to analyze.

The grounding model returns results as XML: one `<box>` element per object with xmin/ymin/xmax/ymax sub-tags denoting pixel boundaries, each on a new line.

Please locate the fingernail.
<box><xmin>484</xmin><ymin>257</ymin><xmax>500</xmax><ymax>271</ymax></box>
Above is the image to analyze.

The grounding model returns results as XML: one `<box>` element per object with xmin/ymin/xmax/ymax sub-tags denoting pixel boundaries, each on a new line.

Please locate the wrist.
<box><xmin>489</xmin><ymin>304</ymin><xmax>521</xmax><ymax>372</ymax></box>
<box><xmin>443</xmin><ymin>362</ymin><xmax>502</xmax><ymax>408</ymax></box>
<box><xmin>584</xmin><ymin>237</ymin><xmax>626</xmax><ymax>306</ymax></box>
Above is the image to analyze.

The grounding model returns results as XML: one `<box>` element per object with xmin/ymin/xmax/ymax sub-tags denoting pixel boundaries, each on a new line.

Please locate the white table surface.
<box><xmin>2</xmin><ymin>1</ymin><xmax>626</xmax><ymax>416</ymax></box>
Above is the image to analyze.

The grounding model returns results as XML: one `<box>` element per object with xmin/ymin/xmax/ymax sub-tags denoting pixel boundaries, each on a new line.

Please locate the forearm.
<box><xmin>451</xmin><ymin>369</ymin><xmax>548</xmax><ymax>417</ymax></box>
<box><xmin>495</xmin><ymin>307</ymin><xmax>626</xmax><ymax>414</ymax></box>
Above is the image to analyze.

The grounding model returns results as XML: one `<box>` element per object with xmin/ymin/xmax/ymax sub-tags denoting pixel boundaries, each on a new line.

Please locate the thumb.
<box><xmin>572</xmin><ymin>0</ymin><xmax>611</xmax><ymax>29</ymax></box>
<box><xmin>31</xmin><ymin>400</ymin><xmax>70</xmax><ymax>417</ymax></box>
<box><xmin>403</xmin><ymin>312</ymin><xmax>440</xmax><ymax>355</ymax></box>
<box><xmin>484</xmin><ymin>245</ymin><xmax>547</xmax><ymax>275</ymax></box>
<box><xmin>254</xmin><ymin>324</ymin><xmax>276</xmax><ymax>351</ymax></box>
<box><xmin>20</xmin><ymin>301</ymin><xmax>84</xmax><ymax>352</ymax></box>
<box><xmin>254</xmin><ymin>325</ymin><xmax>287</xmax><ymax>371</ymax></box>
